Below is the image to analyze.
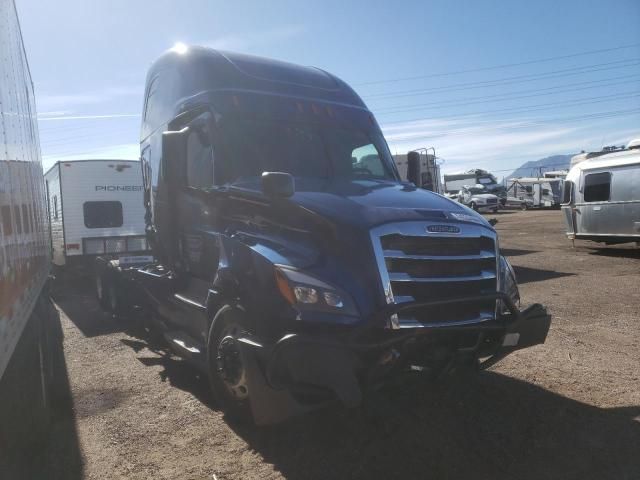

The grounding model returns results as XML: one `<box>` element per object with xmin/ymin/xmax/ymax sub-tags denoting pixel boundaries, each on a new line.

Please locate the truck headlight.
<box><xmin>275</xmin><ymin>266</ymin><xmax>358</xmax><ymax>317</ymax></box>
<box><xmin>499</xmin><ymin>255</ymin><xmax>520</xmax><ymax>313</ymax></box>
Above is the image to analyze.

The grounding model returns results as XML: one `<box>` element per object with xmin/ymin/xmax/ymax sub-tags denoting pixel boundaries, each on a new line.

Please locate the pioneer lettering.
<box><xmin>95</xmin><ymin>185</ymin><xmax>143</xmax><ymax>191</ymax></box>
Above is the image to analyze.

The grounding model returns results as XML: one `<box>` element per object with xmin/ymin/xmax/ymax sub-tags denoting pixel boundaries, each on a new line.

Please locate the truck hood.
<box><xmin>227</xmin><ymin>178</ymin><xmax>490</xmax><ymax>230</ymax></box>
<box><xmin>289</xmin><ymin>178</ymin><xmax>480</xmax><ymax>229</ymax></box>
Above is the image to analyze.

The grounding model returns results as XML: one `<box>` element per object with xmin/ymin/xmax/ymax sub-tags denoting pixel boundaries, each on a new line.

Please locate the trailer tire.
<box><xmin>207</xmin><ymin>308</ymin><xmax>253</xmax><ymax>423</ymax></box>
<box><xmin>95</xmin><ymin>272</ymin><xmax>110</xmax><ymax>310</ymax></box>
<box><xmin>106</xmin><ymin>280</ymin><xmax>129</xmax><ymax>318</ymax></box>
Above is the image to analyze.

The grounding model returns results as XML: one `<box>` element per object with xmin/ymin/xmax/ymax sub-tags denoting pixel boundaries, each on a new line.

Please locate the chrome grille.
<box><xmin>371</xmin><ymin>222</ymin><xmax>499</xmax><ymax>329</ymax></box>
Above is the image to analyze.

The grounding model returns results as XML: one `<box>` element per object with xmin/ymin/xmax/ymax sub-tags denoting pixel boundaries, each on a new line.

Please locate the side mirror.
<box><xmin>407</xmin><ymin>151</ymin><xmax>420</xmax><ymax>186</ymax></box>
<box><xmin>161</xmin><ymin>127</ymin><xmax>189</xmax><ymax>187</ymax></box>
<box><xmin>262</xmin><ymin>172</ymin><xmax>295</xmax><ymax>198</ymax></box>
<box><xmin>488</xmin><ymin>218</ymin><xmax>498</xmax><ymax>227</ymax></box>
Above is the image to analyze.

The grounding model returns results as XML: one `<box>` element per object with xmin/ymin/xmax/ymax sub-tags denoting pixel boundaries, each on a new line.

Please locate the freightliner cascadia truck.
<box><xmin>0</xmin><ymin>0</ymin><xmax>60</xmax><ymax>458</ymax></box>
<box><xmin>95</xmin><ymin>46</ymin><xmax>551</xmax><ymax>425</ymax></box>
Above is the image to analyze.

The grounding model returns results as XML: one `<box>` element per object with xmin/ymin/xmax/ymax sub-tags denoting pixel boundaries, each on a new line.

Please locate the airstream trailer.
<box><xmin>562</xmin><ymin>139</ymin><xmax>640</xmax><ymax>244</ymax></box>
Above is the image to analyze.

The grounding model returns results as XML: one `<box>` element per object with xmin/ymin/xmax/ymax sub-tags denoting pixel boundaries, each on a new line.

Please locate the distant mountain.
<box><xmin>506</xmin><ymin>154</ymin><xmax>575</xmax><ymax>180</ymax></box>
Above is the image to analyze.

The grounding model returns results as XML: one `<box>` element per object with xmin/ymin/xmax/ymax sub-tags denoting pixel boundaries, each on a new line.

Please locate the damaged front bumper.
<box><xmin>237</xmin><ymin>293</ymin><xmax>551</xmax><ymax>425</ymax></box>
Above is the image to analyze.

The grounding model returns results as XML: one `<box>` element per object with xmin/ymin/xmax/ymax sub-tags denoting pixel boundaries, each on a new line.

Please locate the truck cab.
<box><xmin>456</xmin><ymin>184</ymin><xmax>500</xmax><ymax>212</ymax></box>
<box><xmin>96</xmin><ymin>46</ymin><xmax>551</xmax><ymax>424</ymax></box>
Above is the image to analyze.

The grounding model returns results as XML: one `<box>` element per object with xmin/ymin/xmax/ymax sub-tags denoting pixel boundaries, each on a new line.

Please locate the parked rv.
<box><xmin>0</xmin><ymin>0</ymin><xmax>59</xmax><ymax>454</ymax></box>
<box><xmin>443</xmin><ymin>169</ymin><xmax>507</xmax><ymax>202</ymax></box>
<box><xmin>95</xmin><ymin>46</ymin><xmax>551</xmax><ymax>425</ymax></box>
<box><xmin>393</xmin><ymin>149</ymin><xmax>443</xmax><ymax>194</ymax></box>
<box><xmin>506</xmin><ymin>177</ymin><xmax>563</xmax><ymax>208</ymax></box>
<box><xmin>44</xmin><ymin>159</ymin><xmax>149</xmax><ymax>270</ymax></box>
<box><xmin>562</xmin><ymin>139</ymin><xmax>640</xmax><ymax>245</ymax></box>
<box><xmin>454</xmin><ymin>184</ymin><xmax>500</xmax><ymax>212</ymax></box>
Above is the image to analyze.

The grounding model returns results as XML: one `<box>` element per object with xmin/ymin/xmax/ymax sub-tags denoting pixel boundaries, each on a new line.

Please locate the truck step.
<box><xmin>163</xmin><ymin>331</ymin><xmax>206</xmax><ymax>363</ymax></box>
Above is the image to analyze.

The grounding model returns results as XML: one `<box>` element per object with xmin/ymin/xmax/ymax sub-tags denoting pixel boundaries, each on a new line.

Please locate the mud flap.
<box><xmin>503</xmin><ymin>303</ymin><xmax>551</xmax><ymax>349</ymax></box>
<box><xmin>282</xmin><ymin>342</ymin><xmax>362</xmax><ymax>408</ymax></box>
<box><xmin>237</xmin><ymin>339</ymin><xmax>313</xmax><ymax>426</ymax></box>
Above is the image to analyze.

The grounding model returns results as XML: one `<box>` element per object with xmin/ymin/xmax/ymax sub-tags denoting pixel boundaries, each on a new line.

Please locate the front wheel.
<box><xmin>521</xmin><ymin>203</ymin><xmax>528</xmax><ymax>210</ymax></box>
<box><xmin>470</xmin><ymin>202</ymin><xmax>478</xmax><ymax>211</ymax></box>
<box><xmin>207</xmin><ymin>311</ymin><xmax>252</xmax><ymax>422</ymax></box>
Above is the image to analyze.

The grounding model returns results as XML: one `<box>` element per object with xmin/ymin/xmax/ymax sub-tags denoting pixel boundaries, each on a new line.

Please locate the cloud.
<box><xmin>205</xmin><ymin>25</ymin><xmax>305</xmax><ymax>52</ymax></box>
<box><xmin>37</xmin><ymin>85</ymin><xmax>142</xmax><ymax>111</ymax></box>
<box><xmin>382</xmin><ymin>113</ymin><xmax>640</xmax><ymax>175</ymax></box>
<box><xmin>38</xmin><ymin>113</ymin><xmax>140</xmax><ymax>122</ymax></box>
<box><xmin>42</xmin><ymin>143</ymin><xmax>139</xmax><ymax>170</ymax></box>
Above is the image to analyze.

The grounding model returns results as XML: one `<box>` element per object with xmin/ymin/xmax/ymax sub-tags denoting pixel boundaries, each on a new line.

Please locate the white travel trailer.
<box><xmin>44</xmin><ymin>159</ymin><xmax>148</xmax><ymax>267</ymax></box>
<box><xmin>561</xmin><ymin>139</ymin><xmax>640</xmax><ymax>244</ymax></box>
<box><xmin>506</xmin><ymin>177</ymin><xmax>563</xmax><ymax>208</ymax></box>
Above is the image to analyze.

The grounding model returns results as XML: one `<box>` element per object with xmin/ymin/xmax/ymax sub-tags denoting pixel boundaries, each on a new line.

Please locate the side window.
<box><xmin>83</xmin><ymin>201</ymin><xmax>123</xmax><ymax>228</ymax></box>
<box><xmin>562</xmin><ymin>180</ymin><xmax>574</xmax><ymax>204</ymax></box>
<box><xmin>186</xmin><ymin>128</ymin><xmax>214</xmax><ymax>189</ymax></box>
<box><xmin>351</xmin><ymin>143</ymin><xmax>386</xmax><ymax>178</ymax></box>
<box><xmin>584</xmin><ymin>172</ymin><xmax>611</xmax><ymax>202</ymax></box>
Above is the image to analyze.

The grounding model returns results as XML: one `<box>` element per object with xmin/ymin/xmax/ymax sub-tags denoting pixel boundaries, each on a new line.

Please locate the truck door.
<box><xmin>172</xmin><ymin>111</ymin><xmax>221</xmax><ymax>340</ymax></box>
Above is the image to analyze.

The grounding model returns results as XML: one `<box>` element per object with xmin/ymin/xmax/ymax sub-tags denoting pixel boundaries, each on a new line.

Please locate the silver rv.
<box><xmin>561</xmin><ymin>139</ymin><xmax>640</xmax><ymax>244</ymax></box>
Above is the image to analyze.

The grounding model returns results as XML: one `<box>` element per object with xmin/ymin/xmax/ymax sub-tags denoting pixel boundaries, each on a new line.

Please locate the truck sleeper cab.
<box><xmin>97</xmin><ymin>46</ymin><xmax>551</xmax><ymax>425</ymax></box>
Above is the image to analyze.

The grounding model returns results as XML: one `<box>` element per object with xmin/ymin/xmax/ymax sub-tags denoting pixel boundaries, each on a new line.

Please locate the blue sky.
<box><xmin>18</xmin><ymin>0</ymin><xmax>640</xmax><ymax>174</ymax></box>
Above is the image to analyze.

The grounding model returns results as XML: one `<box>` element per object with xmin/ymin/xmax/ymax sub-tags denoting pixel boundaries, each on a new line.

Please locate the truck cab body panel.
<box><xmin>96</xmin><ymin>46</ymin><xmax>552</xmax><ymax>424</ymax></box>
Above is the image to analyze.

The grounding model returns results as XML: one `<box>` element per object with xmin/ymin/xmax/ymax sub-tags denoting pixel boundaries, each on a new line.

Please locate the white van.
<box><xmin>44</xmin><ymin>159</ymin><xmax>149</xmax><ymax>267</ymax></box>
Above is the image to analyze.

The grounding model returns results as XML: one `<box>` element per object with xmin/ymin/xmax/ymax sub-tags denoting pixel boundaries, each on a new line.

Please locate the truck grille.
<box><xmin>486</xmin><ymin>198</ymin><xmax>498</xmax><ymax>205</ymax></box>
<box><xmin>371</xmin><ymin>222</ymin><xmax>498</xmax><ymax>328</ymax></box>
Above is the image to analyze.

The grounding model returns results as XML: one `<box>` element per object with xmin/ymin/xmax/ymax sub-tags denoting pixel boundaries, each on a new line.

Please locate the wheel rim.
<box><xmin>216</xmin><ymin>323</ymin><xmax>249</xmax><ymax>401</ymax></box>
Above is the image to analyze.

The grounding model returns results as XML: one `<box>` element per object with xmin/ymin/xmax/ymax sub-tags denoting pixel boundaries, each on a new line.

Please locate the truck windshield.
<box><xmin>215</xmin><ymin>117</ymin><xmax>397</xmax><ymax>185</ymax></box>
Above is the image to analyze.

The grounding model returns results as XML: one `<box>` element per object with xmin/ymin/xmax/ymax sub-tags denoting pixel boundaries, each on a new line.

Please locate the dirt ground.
<box><xmin>37</xmin><ymin>210</ymin><xmax>640</xmax><ymax>479</ymax></box>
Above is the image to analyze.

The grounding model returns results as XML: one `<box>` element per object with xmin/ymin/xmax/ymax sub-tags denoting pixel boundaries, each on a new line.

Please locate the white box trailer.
<box><xmin>44</xmin><ymin>159</ymin><xmax>148</xmax><ymax>267</ymax></box>
<box><xmin>1</xmin><ymin>0</ymin><xmax>60</xmax><ymax>455</ymax></box>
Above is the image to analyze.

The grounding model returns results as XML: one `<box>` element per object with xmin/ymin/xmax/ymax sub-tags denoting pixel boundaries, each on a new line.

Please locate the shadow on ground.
<box><xmin>117</xmin><ymin>322</ymin><xmax>640</xmax><ymax>480</ymax></box>
<box><xmin>232</xmin><ymin>373</ymin><xmax>640</xmax><ymax>480</ymax></box>
<box><xmin>501</xmin><ymin>248</ymin><xmax>539</xmax><ymax>257</ymax></box>
<box><xmin>513</xmin><ymin>265</ymin><xmax>575</xmax><ymax>284</ymax></box>
<box><xmin>53</xmin><ymin>278</ymin><xmax>640</xmax><ymax>480</ymax></box>
<box><xmin>0</xmin><ymin>300</ymin><xmax>84</xmax><ymax>480</ymax></box>
<box><xmin>53</xmin><ymin>279</ymin><xmax>124</xmax><ymax>338</ymax></box>
<box><xmin>588</xmin><ymin>247</ymin><xmax>640</xmax><ymax>259</ymax></box>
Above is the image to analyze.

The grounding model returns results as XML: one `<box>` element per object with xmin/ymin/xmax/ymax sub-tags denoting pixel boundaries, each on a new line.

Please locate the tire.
<box><xmin>521</xmin><ymin>203</ymin><xmax>528</xmax><ymax>211</ymax></box>
<box><xmin>492</xmin><ymin>208</ymin><xmax>498</xmax><ymax>213</ymax></box>
<box><xmin>470</xmin><ymin>202</ymin><xmax>477</xmax><ymax>211</ymax></box>
<box><xmin>106</xmin><ymin>280</ymin><xmax>128</xmax><ymax>317</ymax></box>
<box><xmin>207</xmin><ymin>309</ymin><xmax>253</xmax><ymax>422</ymax></box>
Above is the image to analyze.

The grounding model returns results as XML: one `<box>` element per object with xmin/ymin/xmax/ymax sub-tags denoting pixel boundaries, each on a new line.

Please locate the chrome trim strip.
<box><xmin>395</xmin><ymin>312</ymin><xmax>496</xmax><ymax>329</ymax></box>
<box><xmin>389</xmin><ymin>270</ymin><xmax>496</xmax><ymax>282</ymax></box>
<box><xmin>383</xmin><ymin>249</ymin><xmax>496</xmax><ymax>261</ymax></box>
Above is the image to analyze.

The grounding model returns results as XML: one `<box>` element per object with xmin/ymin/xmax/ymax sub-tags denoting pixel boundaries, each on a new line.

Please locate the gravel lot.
<box><xmin>38</xmin><ymin>210</ymin><xmax>640</xmax><ymax>479</ymax></box>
